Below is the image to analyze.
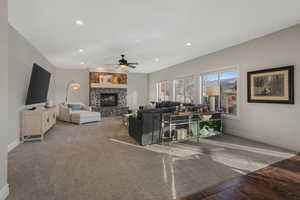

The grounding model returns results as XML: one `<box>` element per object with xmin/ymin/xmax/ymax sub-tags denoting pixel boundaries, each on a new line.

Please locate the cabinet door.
<box><xmin>23</xmin><ymin>114</ymin><xmax>42</xmax><ymax>136</ymax></box>
<box><xmin>42</xmin><ymin>111</ymin><xmax>51</xmax><ymax>132</ymax></box>
<box><xmin>49</xmin><ymin>108</ymin><xmax>56</xmax><ymax>125</ymax></box>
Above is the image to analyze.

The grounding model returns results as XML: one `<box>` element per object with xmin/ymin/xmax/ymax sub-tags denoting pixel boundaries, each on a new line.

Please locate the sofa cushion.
<box><xmin>68</xmin><ymin>104</ymin><xmax>81</xmax><ymax>111</ymax></box>
<box><xmin>71</xmin><ymin>110</ymin><xmax>99</xmax><ymax>117</ymax></box>
<box><xmin>71</xmin><ymin>111</ymin><xmax>101</xmax><ymax>124</ymax></box>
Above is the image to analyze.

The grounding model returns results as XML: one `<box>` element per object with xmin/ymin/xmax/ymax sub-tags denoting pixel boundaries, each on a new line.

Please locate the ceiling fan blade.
<box><xmin>128</xmin><ymin>62</ymin><xmax>139</xmax><ymax>65</ymax></box>
<box><xmin>103</xmin><ymin>64</ymin><xmax>119</xmax><ymax>66</ymax></box>
<box><xmin>128</xmin><ymin>65</ymin><xmax>136</xmax><ymax>69</ymax></box>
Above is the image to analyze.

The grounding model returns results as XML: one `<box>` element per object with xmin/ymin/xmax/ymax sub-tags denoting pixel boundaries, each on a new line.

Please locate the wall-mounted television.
<box><xmin>25</xmin><ymin>63</ymin><xmax>51</xmax><ymax>105</ymax></box>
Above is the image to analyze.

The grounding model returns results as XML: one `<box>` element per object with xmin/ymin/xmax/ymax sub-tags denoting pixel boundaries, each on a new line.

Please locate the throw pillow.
<box><xmin>68</xmin><ymin>104</ymin><xmax>81</xmax><ymax>111</ymax></box>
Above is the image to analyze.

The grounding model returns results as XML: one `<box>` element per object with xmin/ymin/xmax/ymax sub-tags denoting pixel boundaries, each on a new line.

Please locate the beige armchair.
<box><xmin>59</xmin><ymin>103</ymin><xmax>101</xmax><ymax>124</ymax></box>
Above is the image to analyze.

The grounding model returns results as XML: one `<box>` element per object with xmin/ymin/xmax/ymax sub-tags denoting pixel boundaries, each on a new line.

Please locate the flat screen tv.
<box><xmin>25</xmin><ymin>63</ymin><xmax>51</xmax><ymax>105</ymax></box>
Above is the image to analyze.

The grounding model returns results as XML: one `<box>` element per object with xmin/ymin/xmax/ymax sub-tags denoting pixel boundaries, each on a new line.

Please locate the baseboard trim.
<box><xmin>0</xmin><ymin>184</ymin><xmax>9</xmax><ymax>200</ymax></box>
<box><xmin>223</xmin><ymin>127</ymin><xmax>298</xmax><ymax>153</ymax></box>
<box><xmin>8</xmin><ymin>139</ymin><xmax>20</xmax><ymax>152</ymax></box>
<box><xmin>223</xmin><ymin>127</ymin><xmax>241</xmax><ymax>135</ymax></box>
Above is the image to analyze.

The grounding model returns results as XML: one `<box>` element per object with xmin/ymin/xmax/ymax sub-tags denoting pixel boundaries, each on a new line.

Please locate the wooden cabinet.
<box><xmin>21</xmin><ymin>106</ymin><xmax>56</xmax><ymax>142</ymax></box>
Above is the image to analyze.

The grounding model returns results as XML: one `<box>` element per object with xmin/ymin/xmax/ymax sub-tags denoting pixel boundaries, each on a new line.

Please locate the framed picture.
<box><xmin>99</xmin><ymin>74</ymin><xmax>112</xmax><ymax>84</ymax></box>
<box><xmin>247</xmin><ymin>66</ymin><xmax>294</xmax><ymax>104</ymax></box>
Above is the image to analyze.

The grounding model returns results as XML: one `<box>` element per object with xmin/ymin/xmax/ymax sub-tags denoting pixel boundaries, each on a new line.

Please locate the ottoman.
<box><xmin>71</xmin><ymin>110</ymin><xmax>101</xmax><ymax>124</ymax></box>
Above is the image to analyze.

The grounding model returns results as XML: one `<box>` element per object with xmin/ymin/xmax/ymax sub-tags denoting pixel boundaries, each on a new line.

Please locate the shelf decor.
<box><xmin>247</xmin><ymin>66</ymin><xmax>294</xmax><ymax>104</ymax></box>
<box><xmin>160</xmin><ymin>112</ymin><xmax>222</xmax><ymax>144</ymax></box>
<box><xmin>90</xmin><ymin>72</ymin><xmax>127</xmax><ymax>88</ymax></box>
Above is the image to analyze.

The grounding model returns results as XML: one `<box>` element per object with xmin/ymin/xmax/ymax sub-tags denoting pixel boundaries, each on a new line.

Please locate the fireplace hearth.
<box><xmin>100</xmin><ymin>93</ymin><xmax>118</xmax><ymax>107</ymax></box>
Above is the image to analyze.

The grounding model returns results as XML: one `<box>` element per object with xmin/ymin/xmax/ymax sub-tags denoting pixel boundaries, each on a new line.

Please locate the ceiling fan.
<box><xmin>106</xmin><ymin>54</ymin><xmax>139</xmax><ymax>69</ymax></box>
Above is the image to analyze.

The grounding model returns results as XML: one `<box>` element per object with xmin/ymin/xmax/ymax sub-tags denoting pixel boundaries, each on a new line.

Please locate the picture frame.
<box><xmin>99</xmin><ymin>74</ymin><xmax>113</xmax><ymax>84</ymax></box>
<box><xmin>247</xmin><ymin>66</ymin><xmax>294</xmax><ymax>104</ymax></box>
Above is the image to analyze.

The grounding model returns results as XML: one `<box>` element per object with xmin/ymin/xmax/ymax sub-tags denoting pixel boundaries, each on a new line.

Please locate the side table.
<box><xmin>122</xmin><ymin>113</ymin><xmax>133</xmax><ymax>126</ymax></box>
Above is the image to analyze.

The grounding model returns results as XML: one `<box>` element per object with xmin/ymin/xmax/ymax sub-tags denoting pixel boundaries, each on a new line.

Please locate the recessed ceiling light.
<box><xmin>78</xmin><ymin>49</ymin><xmax>84</xmax><ymax>53</ymax></box>
<box><xmin>155</xmin><ymin>58</ymin><xmax>159</xmax><ymax>62</ymax></box>
<box><xmin>75</xmin><ymin>20</ymin><xmax>84</xmax><ymax>26</ymax></box>
<box><xmin>80</xmin><ymin>62</ymin><xmax>85</xmax><ymax>65</ymax></box>
<box><xmin>186</xmin><ymin>42</ymin><xmax>192</xmax><ymax>46</ymax></box>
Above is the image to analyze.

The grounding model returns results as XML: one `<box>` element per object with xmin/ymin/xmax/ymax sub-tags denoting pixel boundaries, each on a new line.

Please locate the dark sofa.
<box><xmin>155</xmin><ymin>101</ymin><xmax>193</xmax><ymax>108</ymax></box>
<box><xmin>128</xmin><ymin>107</ymin><xmax>176</xmax><ymax>145</ymax></box>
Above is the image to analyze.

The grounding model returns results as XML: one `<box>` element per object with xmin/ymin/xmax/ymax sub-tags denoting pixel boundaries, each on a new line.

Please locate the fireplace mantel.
<box><xmin>90</xmin><ymin>83</ymin><xmax>127</xmax><ymax>89</ymax></box>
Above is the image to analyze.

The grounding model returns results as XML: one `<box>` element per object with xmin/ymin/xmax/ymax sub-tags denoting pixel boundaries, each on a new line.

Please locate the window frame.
<box><xmin>200</xmin><ymin>66</ymin><xmax>240</xmax><ymax>119</ymax></box>
<box><xmin>173</xmin><ymin>75</ymin><xmax>195</xmax><ymax>103</ymax></box>
<box><xmin>173</xmin><ymin>78</ymin><xmax>185</xmax><ymax>103</ymax></box>
<box><xmin>156</xmin><ymin>80</ymin><xmax>172</xmax><ymax>102</ymax></box>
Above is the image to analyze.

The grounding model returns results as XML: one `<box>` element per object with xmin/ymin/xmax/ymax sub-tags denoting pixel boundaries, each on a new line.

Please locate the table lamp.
<box><xmin>206</xmin><ymin>87</ymin><xmax>219</xmax><ymax>112</ymax></box>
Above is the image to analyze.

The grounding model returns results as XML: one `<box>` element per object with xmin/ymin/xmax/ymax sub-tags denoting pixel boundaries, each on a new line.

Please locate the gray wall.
<box><xmin>149</xmin><ymin>24</ymin><xmax>300</xmax><ymax>152</ymax></box>
<box><xmin>127</xmin><ymin>73</ymin><xmax>149</xmax><ymax>110</ymax></box>
<box><xmin>0</xmin><ymin>0</ymin><xmax>8</xmax><ymax>193</ymax></box>
<box><xmin>8</xmin><ymin>25</ymin><xmax>57</xmax><ymax>146</ymax></box>
<box><xmin>55</xmin><ymin>70</ymin><xmax>149</xmax><ymax>111</ymax></box>
<box><xmin>55</xmin><ymin>69</ymin><xmax>90</xmax><ymax>105</ymax></box>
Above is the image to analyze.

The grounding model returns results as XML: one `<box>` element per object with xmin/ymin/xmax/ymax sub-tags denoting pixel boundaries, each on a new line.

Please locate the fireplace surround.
<box><xmin>90</xmin><ymin>88</ymin><xmax>128</xmax><ymax>117</ymax></box>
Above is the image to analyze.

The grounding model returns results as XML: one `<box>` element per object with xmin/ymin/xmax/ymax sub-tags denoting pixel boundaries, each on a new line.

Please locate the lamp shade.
<box><xmin>206</xmin><ymin>87</ymin><xmax>219</xmax><ymax>96</ymax></box>
<box><xmin>69</xmin><ymin>83</ymin><xmax>80</xmax><ymax>90</ymax></box>
<box><xmin>68</xmin><ymin>81</ymin><xmax>80</xmax><ymax>90</ymax></box>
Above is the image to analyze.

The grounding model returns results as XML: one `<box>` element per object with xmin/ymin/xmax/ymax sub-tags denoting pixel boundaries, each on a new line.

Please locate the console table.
<box><xmin>160</xmin><ymin>112</ymin><xmax>222</xmax><ymax>144</ymax></box>
<box><xmin>21</xmin><ymin>106</ymin><xmax>56</xmax><ymax>142</ymax></box>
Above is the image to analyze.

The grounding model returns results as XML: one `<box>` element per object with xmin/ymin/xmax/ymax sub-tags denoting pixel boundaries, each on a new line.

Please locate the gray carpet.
<box><xmin>8</xmin><ymin>117</ymin><xmax>295</xmax><ymax>200</ymax></box>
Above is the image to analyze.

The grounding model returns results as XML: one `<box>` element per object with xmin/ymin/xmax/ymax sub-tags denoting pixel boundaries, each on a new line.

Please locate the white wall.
<box><xmin>149</xmin><ymin>24</ymin><xmax>300</xmax><ymax>152</ymax></box>
<box><xmin>127</xmin><ymin>73</ymin><xmax>149</xmax><ymax>110</ymax></box>
<box><xmin>55</xmin><ymin>70</ymin><xmax>149</xmax><ymax>110</ymax></box>
<box><xmin>55</xmin><ymin>69</ymin><xmax>89</xmax><ymax>105</ymax></box>
<box><xmin>0</xmin><ymin>0</ymin><xmax>9</xmax><ymax>197</ymax></box>
<box><xmin>8</xmin><ymin>25</ymin><xmax>57</xmax><ymax>146</ymax></box>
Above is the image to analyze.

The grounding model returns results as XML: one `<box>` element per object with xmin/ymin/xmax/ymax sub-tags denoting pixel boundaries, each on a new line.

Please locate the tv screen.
<box><xmin>25</xmin><ymin>64</ymin><xmax>51</xmax><ymax>105</ymax></box>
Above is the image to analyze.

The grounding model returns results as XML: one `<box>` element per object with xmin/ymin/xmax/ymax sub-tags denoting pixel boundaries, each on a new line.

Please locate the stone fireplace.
<box><xmin>89</xmin><ymin>72</ymin><xmax>129</xmax><ymax>117</ymax></box>
<box><xmin>90</xmin><ymin>88</ymin><xmax>129</xmax><ymax>117</ymax></box>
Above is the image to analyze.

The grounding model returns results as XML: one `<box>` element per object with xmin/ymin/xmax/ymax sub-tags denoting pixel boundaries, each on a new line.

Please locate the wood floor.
<box><xmin>181</xmin><ymin>154</ymin><xmax>300</xmax><ymax>200</ymax></box>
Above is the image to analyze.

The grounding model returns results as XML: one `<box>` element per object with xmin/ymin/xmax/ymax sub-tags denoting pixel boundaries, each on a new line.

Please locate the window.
<box><xmin>201</xmin><ymin>69</ymin><xmax>238</xmax><ymax>115</ymax></box>
<box><xmin>157</xmin><ymin>80</ymin><xmax>172</xmax><ymax>101</ymax></box>
<box><xmin>184</xmin><ymin>77</ymin><xmax>195</xmax><ymax>103</ymax></box>
<box><xmin>174</xmin><ymin>79</ymin><xmax>184</xmax><ymax>102</ymax></box>
<box><xmin>202</xmin><ymin>73</ymin><xmax>220</xmax><ymax>110</ymax></box>
<box><xmin>174</xmin><ymin>77</ymin><xmax>195</xmax><ymax>103</ymax></box>
<box><xmin>220</xmin><ymin>71</ymin><xmax>238</xmax><ymax>115</ymax></box>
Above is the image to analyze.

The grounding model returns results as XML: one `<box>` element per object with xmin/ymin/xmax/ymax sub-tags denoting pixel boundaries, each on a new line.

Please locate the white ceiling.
<box><xmin>8</xmin><ymin>0</ymin><xmax>300</xmax><ymax>73</ymax></box>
